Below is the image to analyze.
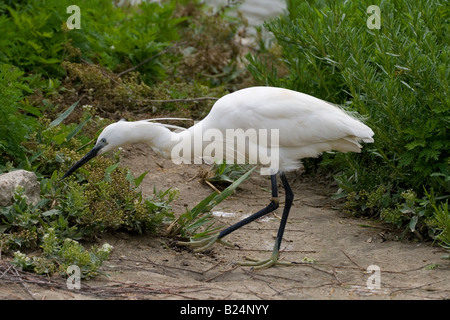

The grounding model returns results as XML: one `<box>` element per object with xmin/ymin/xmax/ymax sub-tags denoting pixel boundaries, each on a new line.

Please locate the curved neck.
<box><xmin>122</xmin><ymin>122</ymin><xmax>177</xmax><ymax>158</ymax></box>
<box><xmin>124</xmin><ymin>121</ymin><xmax>201</xmax><ymax>162</ymax></box>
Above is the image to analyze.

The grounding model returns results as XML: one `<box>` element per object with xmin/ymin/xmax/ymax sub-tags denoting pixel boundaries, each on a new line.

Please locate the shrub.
<box><xmin>0</xmin><ymin>0</ymin><xmax>182</xmax><ymax>82</ymax></box>
<box><xmin>0</xmin><ymin>105</ymin><xmax>177</xmax><ymax>275</ymax></box>
<box><xmin>0</xmin><ymin>64</ymin><xmax>36</xmax><ymax>165</ymax></box>
<box><xmin>248</xmin><ymin>0</ymin><xmax>449</xmax><ymax>239</ymax></box>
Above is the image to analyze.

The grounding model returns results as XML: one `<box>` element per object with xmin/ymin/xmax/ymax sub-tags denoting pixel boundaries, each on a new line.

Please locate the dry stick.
<box><xmin>0</xmin><ymin>261</ymin><xmax>208</xmax><ymax>299</ymax></box>
<box><xmin>0</xmin><ymin>263</ymin><xmax>13</xmax><ymax>279</ymax></box>
<box><xmin>331</xmin><ymin>267</ymin><xmax>342</xmax><ymax>285</ymax></box>
<box><xmin>389</xmin><ymin>279</ymin><xmax>446</xmax><ymax>296</ymax></box>
<box><xmin>341</xmin><ymin>250</ymin><xmax>364</xmax><ymax>269</ymax></box>
<box><xmin>204</xmin><ymin>265</ymin><xmax>239</xmax><ymax>282</ymax></box>
<box><xmin>11</xmin><ymin>266</ymin><xmax>36</xmax><ymax>300</ymax></box>
<box><xmin>205</xmin><ymin>180</ymin><xmax>222</xmax><ymax>194</ymax></box>
<box><xmin>141</xmin><ymin>97</ymin><xmax>219</xmax><ymax>104</ymax></box>
<box><xmin>111</xmin><ymin>257</ymin><xmax>206</xmax><ymax>276</ymax></box>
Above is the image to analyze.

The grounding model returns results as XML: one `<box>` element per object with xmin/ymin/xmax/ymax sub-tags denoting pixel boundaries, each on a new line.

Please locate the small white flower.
<box><xmin>101</xmin><ymin>243</ymin><xmax>114</xmax><ymax>253</ymax></box>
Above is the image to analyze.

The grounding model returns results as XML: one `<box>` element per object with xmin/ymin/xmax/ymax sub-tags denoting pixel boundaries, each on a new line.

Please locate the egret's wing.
<box><xmin>207</xmin><ymin>87</ymin><xmax>374</xmax><ymax>149</ymax></box>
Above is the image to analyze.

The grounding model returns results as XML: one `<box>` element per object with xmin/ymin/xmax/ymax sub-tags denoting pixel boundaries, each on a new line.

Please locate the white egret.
<box><xmin>63</xmin><ymin>86</ymin><xmax>374</xmax><ymax>269</ymax></box>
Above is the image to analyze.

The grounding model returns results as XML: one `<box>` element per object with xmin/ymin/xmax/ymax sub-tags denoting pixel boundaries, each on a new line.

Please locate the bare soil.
<box><xmin>1</xmin><ymin>143</ymin><xmax>449</xmax><ymax>300</ymax></box>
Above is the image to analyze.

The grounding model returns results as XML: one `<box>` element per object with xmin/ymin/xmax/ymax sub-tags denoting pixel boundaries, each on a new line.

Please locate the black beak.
<box><xmin>62</xmin><ymin>144</ymin><xmax>103</xmax><ymax>179</ymax></box>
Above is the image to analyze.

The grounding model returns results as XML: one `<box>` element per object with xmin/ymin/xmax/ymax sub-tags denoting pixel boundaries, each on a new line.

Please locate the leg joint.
<box><xmin>271</xmin><ymin>197</ymin><xmax>280</xmax><ymax>209</ymax></box>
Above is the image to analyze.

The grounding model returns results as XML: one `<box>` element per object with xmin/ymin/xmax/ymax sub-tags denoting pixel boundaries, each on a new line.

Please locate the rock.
<box><xmin>0</xmin><ymin>170</ymin><xmax>40</xmax><ymax>206</ymax></box>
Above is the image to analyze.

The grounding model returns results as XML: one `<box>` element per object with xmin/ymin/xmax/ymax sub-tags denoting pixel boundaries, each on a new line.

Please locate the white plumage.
<box><xmin>62</xmin><ymin>86</ymin><xmax>374</xmax><ymax>268</ymax></box>
<box><xmin>190</xmin><ymin>86</ymin><xmax>374</xmax><ymax>172</ymax></box>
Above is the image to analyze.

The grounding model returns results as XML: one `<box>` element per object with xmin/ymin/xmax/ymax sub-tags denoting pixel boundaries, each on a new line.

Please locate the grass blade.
<box><xmin>50</xmin><ymin>100</ymin><xmax>80</xmax><ymax>127</ymax></box>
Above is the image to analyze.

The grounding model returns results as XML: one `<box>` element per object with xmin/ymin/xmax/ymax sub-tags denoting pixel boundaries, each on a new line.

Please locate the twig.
<box><xmin>205</xmin><ymin>265</ymin><xmax>238</xmax><ymax>282</ymax></box>
<box><xmin>141</xmin><ymin>97</ymin><xmax>219</xmax><ymax>104</ymax></box>
<box><xmin>341</xmin><ymin>250</ymin><xmax>364</xmax><ymax>269</ymax></box>
<box><xmin>0</xmin><ymin>263</ymin><xmax>13</xmax><ymax>279</ymax></box>
<box><xmin>205</xmin><ymin>180</ymin><xmax>222</xmax><ymax>194</ymax></box>
<box><xmin>110</xmin><ymin>257</ymin><xmax>206</xmax><ymax>276</ymax></box>
<box><xmin>11</xmin><ymin>266</ymin><xmax>36</xmax><ymax>300</ymax></box>
<box><xmin>389</xmin><ymin>279</ymin><xmax>446</xmax><ymax>296</ymax></box>
<box><xmin>331</xmin><ymin>267</ymin><xmax>342</xmax><ymax>285</ymax></box>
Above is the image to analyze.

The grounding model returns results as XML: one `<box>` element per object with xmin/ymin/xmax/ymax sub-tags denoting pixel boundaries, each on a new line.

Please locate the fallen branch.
<box><xmin>389</xmin><ymin>279</ymin><xmax>446</xmax><ymax>296</ymax></box>
<box><xmin>0</xmin><ymin>261</ymin><xmax>209</xmax><ymax>299</ymax></box>
<box><xmin>141</xmin><ymin>97</ymin><xmax>219</xmax><ymax>104</ymax></box>
<box><xmin>11</xmin><ymin>266</ymin><xmax>36</xmax><ymax>300</ymax></box>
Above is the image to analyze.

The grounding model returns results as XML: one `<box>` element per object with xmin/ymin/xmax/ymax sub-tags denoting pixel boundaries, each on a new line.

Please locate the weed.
<box><xmin>201</xmin><ymin>162</ymin><xmax>254</xmax><ymax>188</ymax></box>
<box><xmin>169</xmin><ymin>166</ymin><xmax>255</xmax><ymax>239</ymax></box>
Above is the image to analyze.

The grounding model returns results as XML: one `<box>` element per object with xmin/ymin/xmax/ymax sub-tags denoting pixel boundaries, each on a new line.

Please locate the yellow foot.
<box><xmin>178</xmin><ymin>233</ymin><xmax>234</xmax><ymax>252</ymax></box>
<box><xmin>238</xmin><ymin>256</ymin><xmax>293</xmax><ymax>270</ymax></box>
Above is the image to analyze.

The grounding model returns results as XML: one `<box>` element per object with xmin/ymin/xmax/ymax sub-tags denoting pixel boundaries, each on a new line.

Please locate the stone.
<box><xmin>0</xmin><ymin>170</ymin><xmax>40</xmax><ymax>206</ymax></box>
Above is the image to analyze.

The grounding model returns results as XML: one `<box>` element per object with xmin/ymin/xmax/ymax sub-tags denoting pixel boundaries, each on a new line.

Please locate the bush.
<box><xmin>0</xmin><ymin>0</ymin><xmax>182</xmax><ymax>82</ymax></box>
<box><xmin>0</xmin><ymin>154</ymin><xmax>177</xmax><ymax>276</ymax></box>
<box><xmin>0</xmin><ymin>104</ymin><xmax>177</xmax><ymax>276</ymax></box>
<box><xmin>248</xmin><ymin>0</ymin><xmax>449</xmax><ymax>241</ymax></box>
<box><xmin>0</xmin><ymin>64</ymin><xmax>36</xmax><ymax>165</ymax></box>
<box><xmin>0</xmin><ymin>0</ymin><xmax>253</xmax><ymax>277</ymax></box>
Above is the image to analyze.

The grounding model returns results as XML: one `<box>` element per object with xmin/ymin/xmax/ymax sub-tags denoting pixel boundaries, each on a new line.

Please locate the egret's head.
<box><xmin>62</xmin><ymin>121</ymin><xmax>126</xmax><ymax>179</ymax></box>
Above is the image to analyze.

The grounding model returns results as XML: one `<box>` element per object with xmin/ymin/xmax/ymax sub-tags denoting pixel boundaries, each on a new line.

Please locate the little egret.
<box><xmin>63</xmin><ymin>86</ymin><xmax>374</xmax><ymax>268</ymax></box>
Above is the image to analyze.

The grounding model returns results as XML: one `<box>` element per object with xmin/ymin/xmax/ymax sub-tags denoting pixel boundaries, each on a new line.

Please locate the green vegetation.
<box><xmin>0</xmin><ymin>0</ymin><xmax>249</xmax><ymax>276</ymax></box>
<box><xmin>0</xmin><ymin>64</ymin><xmax>35</xmax><ymax>164</ymax></box>
<box><xmin>0</xmin><ymin>0</ymin><xmax>181</xmax><ymax>81</ymax></box>
<box><xmin>1</xmin><ymin>0</ymin><xmax>448</xmax><ymax>279</ymax></box>
<box><xmin>248</xmin><ymin>0</ymin><xmax>449</xmax><ymax>250</ymax></box>
<box><xmin>168</xmin><ymin>166</ymin><xmax>255</xmax><ymax>239</ymax></box>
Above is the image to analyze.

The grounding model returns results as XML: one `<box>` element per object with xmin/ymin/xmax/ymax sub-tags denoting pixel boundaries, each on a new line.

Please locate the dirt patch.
<box><xmin>1</xmin><ymin>144</ymin><xmax>449</xmax><ymax>300</ymax></box>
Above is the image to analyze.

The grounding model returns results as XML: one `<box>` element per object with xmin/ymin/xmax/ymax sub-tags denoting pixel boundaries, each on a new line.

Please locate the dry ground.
<box><xmin>1</xmin><ymin>143</ymin><xmax>449</xmax><ymax>300</ymax></box>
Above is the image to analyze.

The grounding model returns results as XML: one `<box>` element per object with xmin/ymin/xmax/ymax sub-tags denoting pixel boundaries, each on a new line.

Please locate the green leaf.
<box><xmin>134</xmin><ymin>171</ymin><xmax>148</xmax><ymax>188</ymax></box>
<box><xmin>52</xmin><ymin>132</ymin><xmax>67</xmax><ymax>145</ymax></box>
<box><xmin>42</xmin><ymin>209</ymin><xmax>60</xmax><ymax>217</ymax></box>
<box><xmin>65</xmin><ymin>115</ymin><xmax>91</xmax><ymax>142</ymax></box>
<box><xmin>105</xmin><ymin>162</ymin><xmax>120</xmax><ymax>175</ymax></box>
<box><xmin>20</xmin><ymin>104</ymin><xmax>42</xmax><ymax>117</ymax></box>
<box><xmin>104</xmin><ymin>162</ymin><xmax>120</xmax><ymax>182</ymax></box>
<box><xmin>409</xmin><ymin>215</ymin><xmax>418</xmax><ymax>232</ymax></box>
<box><xmin>49</xmin><ymin>100</ymin><xmax>80</xmax><ymax>127</ymax></box>
<box><xmin>405</xmin><ymin>140</ymin><xmax>426</xmax><ymax>150</ymax></box>
<box><xmin>207</xmin><ymin>166</ymin><xmax>256</xmax><ymax>211</ymax></box>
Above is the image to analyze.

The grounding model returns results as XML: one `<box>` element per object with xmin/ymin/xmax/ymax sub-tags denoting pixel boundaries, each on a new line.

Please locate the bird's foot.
<box><xmin>238</xmin><ymin>255</ymin><xmax>293</xmax><ymax>270</ymax></box>
<box><xmin>238</xmin><ymin>241</ymin><xmax>293</xmax><ymax>269</ymax></box>
<box><xmin>178</xmin><ymin>233</ymin><xmax>234</xmax><ymax>252</ymax></box>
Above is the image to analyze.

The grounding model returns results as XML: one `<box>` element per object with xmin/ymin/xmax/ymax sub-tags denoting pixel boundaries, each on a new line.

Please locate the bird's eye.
<box><xmin>101</xmin><ymin>138</ymin><xmax>107</xmax><ymax>144</ymax></box>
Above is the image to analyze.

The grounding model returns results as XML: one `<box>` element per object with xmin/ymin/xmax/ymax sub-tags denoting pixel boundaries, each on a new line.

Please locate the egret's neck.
<box><xmin>126</xmin><ymin>122</ymin><xmax>178</xmax><ymax>159</ymax></box>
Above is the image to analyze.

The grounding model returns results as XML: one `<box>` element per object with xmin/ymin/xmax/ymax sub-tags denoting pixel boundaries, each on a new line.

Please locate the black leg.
<box><xmin>274</xmin><ymin>172</ymin><xmax>294</xmax><ymax>251</ymax></box>
<box><xmin>178</xmin><ymin>174</ymin><xmax>280</xmax><ymax>252</ymax></box>
<box><xmin>218</xmin><ymin>174</ymin><xmax>279</xmax><ymax>239</ymax></box>
<box><xmin>239</xmin><ymin>172</ymin><xmax>295</xmax><ymax>268</ymax></box>
<box><xmin>179</xmin><ymin>172</ymin><xmax>296</xmax><ymax>269</ymax></box>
